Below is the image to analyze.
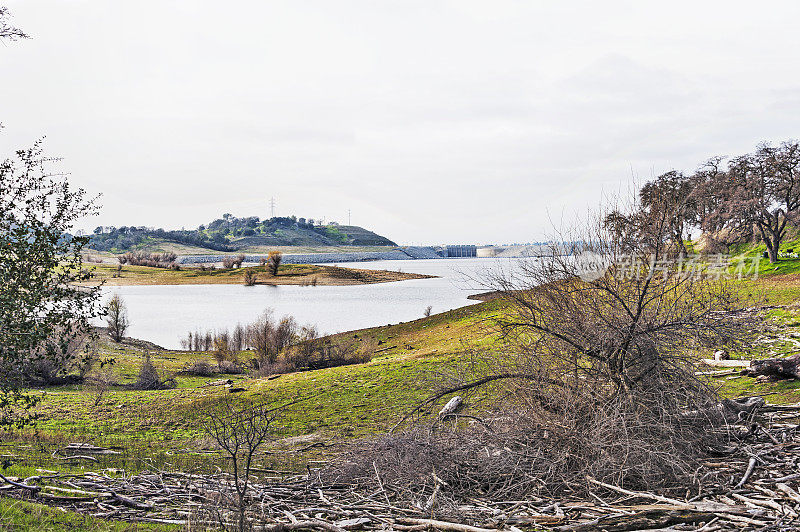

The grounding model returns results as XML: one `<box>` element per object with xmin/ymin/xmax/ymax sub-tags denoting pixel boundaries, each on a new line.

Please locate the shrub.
<box><xmin>132</xmin><ymin>354</ymin><xmax>174</xmax><ymax>390</ymax></box>
<box><xmin>119</xmin><ymin>251</ymin><xmax>177</xmax><ymax>268</ymax></box>
<box><xmin>213</xmin><ymin>333</ymin><xmax>231</xmax><ymax>364</ymax></box>
<box><xmin>330</xmin><ymin>193</ymin><xmax>757</xmax><ymax>505</ymax></box>
<box><xmin>180</xmin><ymin>360</ymin><xmax>214</xmax><ymax>377</ymax></box>
<box><xmin>217</xmin><ymin>360</ymin><xmax>247</xmax><ymax>375</ymax></box>
<box><xmin>243</xmin><ymin>269</ymin><xmax>258</xmax><ymax>286</ymax></box>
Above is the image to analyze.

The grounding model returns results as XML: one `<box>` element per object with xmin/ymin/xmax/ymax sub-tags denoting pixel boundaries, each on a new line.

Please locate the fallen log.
<box><xmin>110</xmin><ymin>491</ymin><xmax>153</xmax><ymax>510</ymax></box>
<box><xmin>555</xmin><ymin>510</ymin><xmax>719</xmax><ymax>532</ymax></box>
<box><xmin>261</xmin><ymin>519</ymin><xmax>347</xmax><ymax>532</ymax></box>
<box><xmin>0</xmin><ymin>474</ymin><xmax>40</xmax><ymax>493</ymax></box>
<box><xmin>743</xmin><ymin>353</ymin><xmax>800</xmax><ymax>380</ymax></box>
<box><xmin>63</xmin><ymin>443</ymin><xmax>121</xmax><ymax>455</ymax></box>
<box><xmin>397</xmin><ymin>518</ymin><xmax>495</xmax><ymax>532</ymax></box>
<box><xmin>701</xmin><ymin>359</ymin><xmax>750</xmax><ymax>368</ymax></box>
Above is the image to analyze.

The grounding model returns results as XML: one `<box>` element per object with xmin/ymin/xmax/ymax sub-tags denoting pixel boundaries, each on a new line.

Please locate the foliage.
<box><xmin>87</xmin><ymin>215</ymin><xmax>395</xmax><ymax>252</ymax></box>
<box><xmin>0</xmin><ymin>142</ymin><xmax>101</xmax><ymax>428</ymax></box>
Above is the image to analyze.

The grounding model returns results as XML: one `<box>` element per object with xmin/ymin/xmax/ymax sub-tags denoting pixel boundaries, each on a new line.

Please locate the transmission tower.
<box><xmin>269</xmin><ymin>197</ymin><xmax>276</xmax><ymax>218</ymax></box>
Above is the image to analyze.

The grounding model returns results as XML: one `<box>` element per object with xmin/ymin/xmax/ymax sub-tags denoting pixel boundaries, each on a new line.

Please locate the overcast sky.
<box><xmin>1</xmin><ymin>1</ymin><xmax>798</xmax><ymax>245</ymax></box>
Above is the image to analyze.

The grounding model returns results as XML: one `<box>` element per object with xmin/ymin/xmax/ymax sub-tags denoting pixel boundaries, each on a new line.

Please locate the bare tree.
<box><xmin>201</xmin><ymin>398</ymin><xmax>285</xmax><ymax>532</ymax></box>
<box><xmin>0</xmin><ymin>7</ymin><xmax>28</xmax><ymax>42</ymax></box>
<box><xmin>213</xmin><ymin>331</ymin><xmax>232</xmax><ymax>365</ymax></box>
<box><xmin>246</xmin><ymin>310</ymin><xmax>277</xmax><ymax>366</ymax></box>
<box><xmin>638</xmin><ymin>170</ymin><xmax>696</xmax><ymax>254</ymax></box>
<box><xmin>273</xmin><ymin>316</ymin><xmax>297</xmax><ymax>352</ymax></box>
<box><xmin>267</xmin><ymin>250</ymin><xmax>282</xmax><ymax>276</ymax></box>
<box><xmin>231</xmin><ymin>323</ymin><xmax>245</xmax><ymax>353</ymax></box>
<box><xmin>360</xmin><ymin>192</ymin><xmax>756</xmax><ymax>502</ymax></box>
<box><xmin>105</xmin><ymin>294</ymin><xmax>129</xmax><ymax>343</ymax></box>
<box><xmin>700</xmin><ymin>140</ymin><xmax>800</xmax><ymax>262</ymax></box>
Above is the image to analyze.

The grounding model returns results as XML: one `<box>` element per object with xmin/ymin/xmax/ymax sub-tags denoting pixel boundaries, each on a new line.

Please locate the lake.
<box><xmin>102</xmin><ymin>257</ymin><xmax>523</xmax><ymax>349</ymax></box>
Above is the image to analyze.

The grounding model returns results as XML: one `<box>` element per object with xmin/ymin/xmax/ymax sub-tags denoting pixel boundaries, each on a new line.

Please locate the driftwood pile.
<box><xmin>2</xmin><ymin>401</ymin><xmax>800</xmax><ymax>530</ymax></box>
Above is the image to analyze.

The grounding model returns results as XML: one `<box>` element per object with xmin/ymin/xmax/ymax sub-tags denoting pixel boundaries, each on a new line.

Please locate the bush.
<box><xmin>243</xmin><ymin>269</ymin><xmax>258</xmax><ymax>286</ymax></box>
<box><xmin>132</xmin><ymin>354</ymin><xmax>175</xmax><ymax>390</ymax></box>
<box><xmin>327</xmin><ymin>192</ymin><xmax>757</xmax><ymax>507</ymax></box>
<box><xmin>119</xmin><ymin>251</ymin><xmax>177</xmax><ymax>268</ymax></box>
<box><xmin>180</xmin><ymin>360</ymin><xmax>215</xmax><ymax>377</ymax></box>
<box><xmin>217</xmin><ymin>360</ymin><xmax>247</xmax><ymax>374</ymax></box>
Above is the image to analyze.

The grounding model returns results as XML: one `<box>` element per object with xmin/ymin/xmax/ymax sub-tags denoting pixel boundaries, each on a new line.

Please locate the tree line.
<box><xmin>606</xmin><ymin>139</ymin><xmax>800</xmax><ymax>262</ymax></box>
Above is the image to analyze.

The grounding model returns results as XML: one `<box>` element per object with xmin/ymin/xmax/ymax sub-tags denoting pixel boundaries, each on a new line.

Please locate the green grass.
<box><xmin>10</xmin><ymin>264</ymin><xmax>800</xmax><ymax>528</ymax></box>
<box><xmin>0</xmin><ymin>299</ymin><xmax>500</xmax><ymax>481</ymax></box>
<box><xmin>0</xmin><ymin>497</ymin><xmax>177</xmax><ymax>531</ymax></box>
<box><xmin>728</xmin><ymin>236</ymin><xmax>800</xmax><ymax>276</ymax></box>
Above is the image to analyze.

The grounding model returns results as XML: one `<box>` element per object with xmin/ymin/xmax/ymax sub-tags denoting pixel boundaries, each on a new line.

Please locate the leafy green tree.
<box><xmin>0</xmin><ymin>142</ymin><xmax>101</xmax><ymax>428</ymax></box>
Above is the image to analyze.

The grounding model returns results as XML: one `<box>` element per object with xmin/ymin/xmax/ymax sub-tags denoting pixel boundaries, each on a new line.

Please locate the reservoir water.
<box><xmin>102</xmin><ymin>257</ymin><xmax>522</xmax><ymax>349</ymax></box>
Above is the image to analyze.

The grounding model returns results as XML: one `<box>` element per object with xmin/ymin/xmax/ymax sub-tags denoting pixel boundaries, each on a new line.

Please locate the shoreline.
<box><xmin>76</xmin><ymin>263</ymin><xmax>435</xmax><ymax>287</ymax></box>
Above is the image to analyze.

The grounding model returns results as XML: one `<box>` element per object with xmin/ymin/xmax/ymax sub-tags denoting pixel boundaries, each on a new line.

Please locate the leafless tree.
<box><xmin>638</xmin><ymin>170</ymin><xmax>697</xmax><ymax>254</ymax></box>
<box><xmin>0</xmin><ymin>7</ymin><xmax>28</xmax><ymax>42</ymax></box>
<box><xmin>213</xmin><ymin>331</ymin><xmax>232</xmax><ymax>365</ymax></box>
<box><xmin>246</xmin><ymin>310</ymin><xmax>277</xmax><ymax>366</ymax></box>
<box><xmin>267</xmin><ymin>250</ymin><xmax>282</xmax><ymax>276</ymax></box>
<box><xmin>340</xmin><ymin>192</ymin><xmax>757</xmax><ymax>503</ymax></box>
<box><xmin>201</xmin><ymin>397</ymin><xmax>286</xmax><ymax>532</ymax></box>
<box><xmin>231</xmin><ymin>324</ymin><xmax>245</xmax><ymax>353</ymax></box>
<box><xmin>204</xmin><ymin>332</ymin><xmax>213</xmax><ymax>351</ymax></box>
<box><xmin>273</xmin><ymin>317</ymin><xmax>297</xmax><ymax>352</ymax></box>
<box><xmin>698</xmin><ymin>140</ymin><xmax>800</xmax><ymax>262</ymax></box>
<box><xmin>105</xmin><ymin>294</ymin><xmax>129</xmax><ymax>343</ymax></box>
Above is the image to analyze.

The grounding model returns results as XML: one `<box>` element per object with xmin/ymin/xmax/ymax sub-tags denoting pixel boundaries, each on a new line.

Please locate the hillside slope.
<box><xmin>87</xmin><ymin>215</ymin><xmax>396</xmax><ymax>253</ymax></box>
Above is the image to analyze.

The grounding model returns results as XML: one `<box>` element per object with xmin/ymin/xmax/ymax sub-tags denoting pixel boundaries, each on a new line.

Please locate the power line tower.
<box><xmin>269</xmin><ymin>197</ymin><xmax>276</xmax><ymax>218</ymax></box>
<box><xmin>348</xmin><ymin>209</ymin><xmax>351</xmax><ymax>225</ymax></box>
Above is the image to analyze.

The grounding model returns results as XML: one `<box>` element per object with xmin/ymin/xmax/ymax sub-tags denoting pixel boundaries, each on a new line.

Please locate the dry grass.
<box><xmin>76</xmin><ymin>263</ymin><xmax>434</xmax><ymax>286</ymax></box>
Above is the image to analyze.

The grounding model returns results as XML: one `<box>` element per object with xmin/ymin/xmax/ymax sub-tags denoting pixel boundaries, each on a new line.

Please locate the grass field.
<box><xmin>77</xmin><ymin>263</ymin><xmax>432</xmax><ymax>286</ymax></box>
<box><xmin>9</xmin><ymin>255</ymin><xmax>800</xmax><ymax>529</ymax></box>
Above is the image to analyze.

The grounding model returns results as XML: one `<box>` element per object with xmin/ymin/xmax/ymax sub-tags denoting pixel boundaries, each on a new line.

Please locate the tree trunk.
<box><xmin>763</xmin><ymin>232</ymin><xmax>779</xmax><ymax>263</ymax></box>
<box><xmin>768</xmin><ymin>244</ymin><xmax>779</xmax><ymax>263</ymax></box>
<box><xmin>743</xmin><ymin>353</ymin><xmax>800</xmax><ymax>380</ymax></box>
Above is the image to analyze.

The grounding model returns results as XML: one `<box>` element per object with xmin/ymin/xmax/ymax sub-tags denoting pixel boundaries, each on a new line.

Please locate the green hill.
<box><xmin>87</xmin><ymin>215</ymin><xmax>396</xmax><ymax>253</ymax></box>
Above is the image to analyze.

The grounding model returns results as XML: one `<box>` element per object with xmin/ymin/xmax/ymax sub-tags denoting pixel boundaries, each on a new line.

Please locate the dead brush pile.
<box><xmin>326</xmin><ymin>383</ymin><xmax>738</xmax><ymax>513</ymax></box>
<box><xmin>328</xmin><ymin>194</ymin><xmax>762</xmax><ymax>519</ymax></box>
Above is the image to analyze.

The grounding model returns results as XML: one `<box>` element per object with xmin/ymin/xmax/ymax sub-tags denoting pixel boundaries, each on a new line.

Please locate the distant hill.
<box><xmin>86</xmin><ymin>215</ymin><xmax>396</xmax><ymax>253</ymax></box>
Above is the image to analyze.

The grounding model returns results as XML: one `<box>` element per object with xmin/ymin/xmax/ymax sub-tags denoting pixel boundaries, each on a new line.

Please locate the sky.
<box><xmin>1</xmin><ymin>1</ymin><xmax>799</xmax><ymax>245</ymax></box>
